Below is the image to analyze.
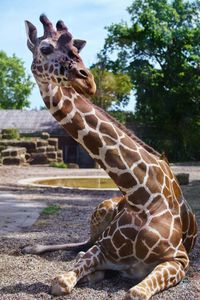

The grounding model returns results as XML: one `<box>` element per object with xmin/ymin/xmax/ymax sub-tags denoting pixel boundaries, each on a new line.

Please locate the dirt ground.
<box><xmin>0</xmin><ymin>165</ymin><xmax>199</xmax><ymax>300</ymax></box>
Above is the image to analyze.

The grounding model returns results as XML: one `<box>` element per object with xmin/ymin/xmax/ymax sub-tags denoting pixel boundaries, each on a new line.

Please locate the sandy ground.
<box><xmin>0</xmin><ymin>165</ymin><xmax>199</xmax><ymax>300</ymax></box>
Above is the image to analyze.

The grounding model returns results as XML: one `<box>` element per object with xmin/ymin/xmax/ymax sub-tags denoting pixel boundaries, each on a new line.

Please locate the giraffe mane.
<box><xmin>91</xmin><ymin>102</ymin><xmax>161</xmax><ymax>158</ymax></box>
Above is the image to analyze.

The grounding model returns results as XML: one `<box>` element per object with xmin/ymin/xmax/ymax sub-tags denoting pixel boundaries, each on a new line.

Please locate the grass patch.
<box><xmin>49</xmin><ymin>162</ymin><xmax>68</xmax><ymax>168</ymax></box>
<box><xmin>2</xmin><ymin>128</ymin><xmax>20</xmax><ymax>139</ymax></box>
<box><xmin>41</xmin><ymin>204</ymin><xmax>61</xmax><ymax>216</ymax></box>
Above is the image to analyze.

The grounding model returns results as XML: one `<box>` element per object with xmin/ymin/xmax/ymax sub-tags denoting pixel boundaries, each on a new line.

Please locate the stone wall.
<box><xmin>0</xmin><ymin>134</ymin><xmax>63</xmax><ymax>165</ymax></box>
<box><xmin>1</xmin><ymin>147</ymin><xmax>27</xmax><ymax>165</ymax></box>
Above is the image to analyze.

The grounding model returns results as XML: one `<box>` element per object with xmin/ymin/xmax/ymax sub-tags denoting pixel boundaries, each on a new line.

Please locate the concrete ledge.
<box><xmin>0</xmin><ymin>193</ymin><xmax>46</xmax><ymax>233</ymax></box>
<box><xmin>175</xmin><ymin>173</ymin><xmax>190</xmax><ymax>185</ymax></box>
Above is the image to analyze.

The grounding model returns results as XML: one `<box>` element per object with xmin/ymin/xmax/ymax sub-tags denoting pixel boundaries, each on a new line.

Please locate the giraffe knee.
<box><xmin>124</xmin><ymin>288</ymin><xmax>149</xmax><ymax>300</ymax></box>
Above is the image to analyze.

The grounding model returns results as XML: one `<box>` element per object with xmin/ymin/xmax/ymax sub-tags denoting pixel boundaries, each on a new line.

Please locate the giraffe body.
<box><xmin>24</xmin><ymin>15</ymin><xmax>198</xmax><ymax>300</ymax></box>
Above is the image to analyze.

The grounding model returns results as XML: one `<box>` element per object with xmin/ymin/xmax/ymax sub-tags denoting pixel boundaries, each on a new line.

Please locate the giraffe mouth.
<box><xmin>70</xmin><ymin>78</ymin><xmax>96</xmax><ymax>96</ymax></box>
<box><xmin>70</xmin><ymin>70</ymin><xmax>96</xmax><ymax>96</ymax></box>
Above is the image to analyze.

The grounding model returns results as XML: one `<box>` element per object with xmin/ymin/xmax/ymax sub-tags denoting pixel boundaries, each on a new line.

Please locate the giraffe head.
<box><xmin>25</xmin><ymin>14</ymin><xmax>96</xmax><ymax>95</ymax></box>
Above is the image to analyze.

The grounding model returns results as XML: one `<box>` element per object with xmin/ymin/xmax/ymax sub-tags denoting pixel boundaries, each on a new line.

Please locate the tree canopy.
<box><xmin>0</xmin><ymin>51</ymin><xmax>34</xmax><ymax>109</ymax></box>
<box><xmin>90</xmin><ymin>53</ymin><xmax>133</xmax><ymax>111</ymax></box>
<box><xmin>102</xmin><ymin>0</ymin><xmax>200</xmax><ymax>161</ymax></box>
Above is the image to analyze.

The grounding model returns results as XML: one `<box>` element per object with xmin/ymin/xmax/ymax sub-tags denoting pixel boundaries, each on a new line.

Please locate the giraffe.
<box><xmin>23</xmin><ymin>15</ymin><xmax>198</xmax><ymax>300</ymax></box>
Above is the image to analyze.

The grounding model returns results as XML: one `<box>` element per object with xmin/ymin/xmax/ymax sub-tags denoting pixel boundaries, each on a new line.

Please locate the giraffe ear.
<box><xmin>73</xmin><ymin>39</ymin><xmax>86</xmax><ymax>52</ymax></box>
<box><xmin>25</xmin><ymin>20</ymin><xmax>37</xmax><ymax>51</ymax></box>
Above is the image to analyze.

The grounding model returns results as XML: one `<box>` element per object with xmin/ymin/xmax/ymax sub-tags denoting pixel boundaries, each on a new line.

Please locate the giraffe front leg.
<box><xmin>124</xmin><ymin>255</ymin><xmax>189</xmax><ymax>300</ymax></box>
<box><xmin>51</xmin><ymin>245</ymin><xmax>105</xmax><ymax>296</ymax></box>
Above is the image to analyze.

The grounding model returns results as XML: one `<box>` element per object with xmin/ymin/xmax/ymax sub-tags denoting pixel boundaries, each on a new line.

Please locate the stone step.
<box><xmin>2</xmin><ymin>157</ymin><xmax>26</xmax><ymax>165</ymax></box>
<box><xmin>1</xmin><ymin>147</ymin><xmax>27</xmax><ymax>157</ymax></box>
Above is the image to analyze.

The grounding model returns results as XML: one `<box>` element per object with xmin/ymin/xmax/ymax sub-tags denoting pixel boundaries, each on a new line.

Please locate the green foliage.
<box><xmin>109</xmin><ymin>111</ymin><xmax>127</xmax><ymax>124</ymax></box>
<box><xmin>1</xmin><ymin>128</ymin><xmax>20</xmax><ymax>139</ymax></box>
<box><xmin>103</xmin><ymin>0</ymin><xmax>200</xmax><ymax>161</ymax></box>
<box><xmin>49</xmin><ymin>161</ymin><xmax>68</xmax><ymax>168</ymax></box>
<box><xmin>41</xmin><ymin>204</ymin><xmax>61</xmax><ymax>216</ymax></box>
<box><xmin>109</xmin><ymin>111</ymin><xmax>135</xmax><ymax>124</ymax></box>
<box><xmin>90</xmin><ymin>53</ymin><xmax>133</xmax><ymax>110</ymax></box>
<box><xmin>0</xmin><ymin>51</ymin><xmax>34</xmax><ymax>109</ymax></box>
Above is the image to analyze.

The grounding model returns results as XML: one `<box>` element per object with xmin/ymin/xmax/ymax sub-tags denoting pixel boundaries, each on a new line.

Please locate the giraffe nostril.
<box><xmin>78</xmin><ymin>69</ymin><xmax>89</xmax><ymax>78</ymax></box>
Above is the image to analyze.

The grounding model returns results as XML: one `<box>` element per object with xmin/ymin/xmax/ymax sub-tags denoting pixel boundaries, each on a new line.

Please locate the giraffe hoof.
<box><xmin>51</xmin><ymin>280</ymin><xmax>69</xmax><ymax>296</ymax></box>
<box><xmin>51</xmin><ymin>272</ymin><xmax>76</xmax><ymax>296</ymax></box>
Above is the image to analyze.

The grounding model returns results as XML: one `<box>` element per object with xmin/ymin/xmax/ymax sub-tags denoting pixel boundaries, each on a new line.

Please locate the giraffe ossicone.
<box><xmin>23</xmin><ymin>15</ymin><xmax>197</xmax><ymax>300</ymax></box>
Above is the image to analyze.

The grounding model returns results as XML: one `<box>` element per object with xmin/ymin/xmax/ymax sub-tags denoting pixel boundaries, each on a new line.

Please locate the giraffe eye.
<box><xmin>40</xmin><ymin>45</ymin><xmax>54</xmax><ymax>55</ymax></box>
<box><xmin>68</xmin><ymin>50</ymin><xmax>79</xmax><ymax>62</ymax></box>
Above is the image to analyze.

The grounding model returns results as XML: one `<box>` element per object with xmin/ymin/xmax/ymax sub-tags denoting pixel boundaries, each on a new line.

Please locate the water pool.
<box><xmin>33</xmin><ymin>177</ymin><xmax>118</xmax><ymax>190</ymax></box>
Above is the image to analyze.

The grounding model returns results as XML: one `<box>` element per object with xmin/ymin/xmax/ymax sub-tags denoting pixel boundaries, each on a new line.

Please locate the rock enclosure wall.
<box><xmin>0</xmin><ymin>133</ymin><xmax>63</xmax><ymax>165</ymax></box>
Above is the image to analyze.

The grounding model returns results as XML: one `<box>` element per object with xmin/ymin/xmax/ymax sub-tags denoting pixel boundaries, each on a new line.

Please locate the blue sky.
<box><xmin>0</xmin><ymin>0</ymin><xmax>135</xmax><ymax>110</ymax></box>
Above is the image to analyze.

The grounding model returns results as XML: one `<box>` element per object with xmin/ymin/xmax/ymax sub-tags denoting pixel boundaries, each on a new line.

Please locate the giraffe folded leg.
<box><xmin>21</xmin><ymin>196</ymin><xmax>124</xmax><ymax>255</ymax></box>
<box><xmin>90</xmin><ymin>196</ymin><xmax>125</xmax><ymax>241</ymax></box>
<box><xmin>51</xmin><ymin>245</ymin><xmax>105</xmax><ymax>296</ymax></box>
<box><xmin>123</xmin><ymin>256</ymin><xmax>189</xmax><ymax>300</ymax></box>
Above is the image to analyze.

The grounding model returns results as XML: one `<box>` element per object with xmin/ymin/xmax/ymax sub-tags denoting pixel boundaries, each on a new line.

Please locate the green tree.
<box><xmin>0</xmin><ymin>51</ymin><xmax>34</xmax><ymax>109</ymax></box>
<box><xmin>103</xmin><ymin>0</ymin><xmax>200</xmax><ymax>161</ymax></box>
<box><xmin>90</xmin><ymin>53</ymin><xmax>133</xmax><ymax>111</ymax></box>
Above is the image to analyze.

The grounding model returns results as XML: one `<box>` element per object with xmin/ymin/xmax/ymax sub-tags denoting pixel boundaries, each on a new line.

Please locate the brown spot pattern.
<box><xmin>120</xmin><ymin>136</ymin><xmax>138</xmax><ymax>150</ymax></box>
<box><xmin>103</xmin><ymin>136</ymin><xmax>117</xmax><ymax>146</ymax></box>
<box><xmin>163</xmin><ymin>186</ymin><xmax>171</xmax><ymax>199</ymax></box>
<box><xmin>63</xmin><ymin>112</ymin><xmax>84</xmax><ymax>139</ymax></box>
<box><xmin>95</xmin><ymin>109</ymin><xmax>110</xmax><ymax>122</ymax></box>
<box><xmin>83</xmin><ymin>131</ymin><xmax>103</xmax><ymax>155</ymax></box>
<box><xmin>109</xmin><ymin>172</ymin><xmax>137</xmax><ymax>189</ymax></box>
<box><xmin>113</xmin><ymin>230</ymin><xmax>126</xmax><ymax>248</ymax></box>
<box><xmin>53</xmin><ymin>99</ymin><xmax>73</xmax><ymax>121</ymax></box>
<box><xmin>133</xmin><ymin>162</ymin><xmax>147</xmax><ymax>184</ymax></box>
<box><xmin>146</xmin><ymin>166</ymin><xmax>164</xmax><ymax>193</ymax></box>
<box><xmin>119</xmin><ymin>241</ymin><xmax>133</xmax><ymax>257</ymax></box>
<box><xmin>135</xmin><ymin>237</ymin><xmax>149</xmax><ymax>259</ymax></box>
<box><xmin>172</xmin><ymin>180</ymin><xmax>182</xmax><ymax>199</ymax></box>
<box><xmin>117</xmin><ymin>210</ymin><xmax>133</xmax><ymax>227</ymax></box>
<box><xmin>138</xmin><ymin>210</ymin><xmax>148</xmax><ymax>225</ymax></box>
<box><xmin>74</xmin><ymin>96</ymin><xmax>92</xmax><ymax>113</ymax></box>
<box><xmin>170</xmin><ymin>229</ymin><xmax>181</xmax><ymax>247</ymax></box>
<box><xmin>120</xmin><ymin>145</ymin><xmax>141</xmax><ymax>168</ymax></box>
<box><xmin>44</xmin><ymin>63</ymin><xmax>48</xmax><ymax>70</ymax></box>
<box><xmin>43</xmin><ymin>96</ymin><xmax>50</xmax><ymax>109</ymax></box>
<box><xmin>149</xmin><ymin>212</ymin><xmax>172</xmax><ymax>239</ymax></box>
<box><xmin>37</xmin><ymin>65</ymin><xmax>43</xmax><ymax>73</ymax></box>
<box><xmin>99</xmin><ymin>122</ymin><xmax>118</xmax><ymax>140</ymax></box>
<box><xmin>85</xmin><ymin>114</ymin><xmax>98</xmax><ymax>130</ymax></box>
<box><xmin>120</xmin><ymin>227</ymin><xmax>138</xmax><ymax>240</ymax></box>
<box><xmin>147</xmin><ymin>196</ymin><xmax>168</xmax><ymax>214</ymax></box>
<box><xmin>49</xmin><ymin>65</ymin><xmax>54</xmax><ymax>73</ymax></box>
<box><xmin>105</xmin><ymin>149</ymin><xmax>126</xmax><ymax>169</ymax></box>
<box><xmin>140</xmin><ymin>148</ymin><xmax>158</xmax><ymax>165</ymax></box>
<box><xmin>53</xmin><ymin>88</ymin><xmax>62</xmax><ymax>106</ymax></box>
<box><xmin>128</xmin><ymin>187</ymin><xmax>150</xmax><ymax>205</ymax></box>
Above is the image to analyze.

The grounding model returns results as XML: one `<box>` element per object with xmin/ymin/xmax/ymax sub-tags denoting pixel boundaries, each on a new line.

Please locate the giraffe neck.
<box><xmin>36</xmin><ymin>80</ymin><xmax>159</xmax><ymax>197</ymax></box>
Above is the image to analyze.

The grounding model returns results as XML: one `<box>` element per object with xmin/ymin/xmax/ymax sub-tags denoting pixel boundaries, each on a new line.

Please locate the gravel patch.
<box><xmin>0</xmin><ymin>165</ymin><xmax>199</xmax><ymax>299</ymax></box>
